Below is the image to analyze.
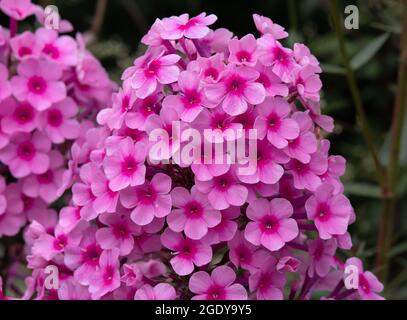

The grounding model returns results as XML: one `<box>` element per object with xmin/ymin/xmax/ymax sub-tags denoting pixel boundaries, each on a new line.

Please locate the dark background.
<box><xmin>1</xmin><ymin>0</ymin><xmax>406</xmax><ymax>298</ymax></box>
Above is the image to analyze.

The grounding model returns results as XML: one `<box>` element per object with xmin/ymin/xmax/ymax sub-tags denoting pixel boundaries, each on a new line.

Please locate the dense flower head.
<box><xmin>0</xmin><ymin>9</ymin><xmax>383</xmax><ymax>300</ymax></box>
<box><xmin>0</xmin><ymin>0</ymin><xmax>116</xmax><ymax>299</ymax></box>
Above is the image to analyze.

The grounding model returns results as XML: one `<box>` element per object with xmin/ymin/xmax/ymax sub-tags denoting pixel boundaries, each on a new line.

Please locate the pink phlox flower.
<box><xmin>319</xmin><ymin>139</ymin><xmax>346</xmax><ymax>194</ymax></box>
<box><xmin>205</xmin><ymin>66</ymin><xmax>265</xmax><ymax>116</ymax></box>
<box><xmin>252</xmin><ymin>14</ymin><xmax>288</xmax><ymax>39</ymax></box>
<box><xmin>283</xmin><ymin>111</ymin><xmax>317</xmax><ymax>164</ymax></box>
<box><xmin>0</xmin><ymin>64</ymin><xmax>11</xmax><ymax>102</ymax></box>
<box><xmin>195</xmin><ymin>171</ymin><xmax>248</xmax><ymax>210</ymax></box>
<box><xmin>39</xmin><ymin>97</ymin><xmax>80</xmax><ymax>143</ymax></box>
<box><xmin>161</xmin><ymin>228</ymin><xmax>212</xmax><ymax>276</ymax></box>
<box><xmin>121</xmin><ymin>263</ymin><xmax>143</xmax><ymax>287</ymax></box>
<box><xmin>163</xmin><ymin>70</ymin><xmax>210</xmax><ymax>122</ymax></box>
<box><xmin>103</xmin><ymin>137</ymin><xmax>146</xmax><ymax>192</ymax></box>
<box><xmin>308</xmin><ymin>238</ymin><xmax>337</xmax><ymax>278</ymax></box>
<box><xmin>188</xmin><ymin>53</ymin><xmax>226</xmax><ymax>83</ymax></box>
<box><xmin>1</xmin><ymin>98</ymin><xmax>38</xmax><ymax>134</ymax></box>
<box><xmin>57</xmin><ymin>278</ymin><xmax>90</xmax><ymax>300</ymax></box>
<box><xmin>88</xmin><ymin>248</ymin><xmax>121</xmax><ymax>300</ymax></box>
<box><xmin>72</xmin><ymin>163</ymin><xmax>98</xmax><ymax>221</ymax></box>
<box><xmin>305</xmin><ymin>183</ymin><xmax>353</xmax><ymax>239</ymax></box>
<box><xmin>255</xmin><ymin>97</ymin><xmax>299</xmax><ymax>149</ymax></box>
<box><xmin>345</xmin><ymin>257</ymin><xmax>384</xmax><ymax>300</ymax></box>
<box><xmin>36</xmin><ymin>28</ymin><xmax>78</xmax><ymax>67</ymax></box>
<box><xmin>9</xmin><ymin>31</ymin><xmax>41</xmax><ymax>60</ymax></box>
<box><xmin>0</xmin><ymin>131</ymin><xmax>51</xmax><ymax>178</ymax></box>
<box><xmin>0</xmin><ymin>0</ymin><xmax>36</xmax><ymax>20</ymax></box>
<box><xmin>292</xmin><ymin>65</ymin><xmax>322</xmax><ymax>102</ymax></box>
<box><xmin>249</xmin><ymin>255</ymin><xmax>286</xmax><ymax>300</ymax></box>
<box><xmin>167</xmin><ymin>186</ymin><xmax>221</xmax><ymax>240</ymax></box>
<box><xmin>96</xmin><ymin>211</ymin><xmax>139</xmax><ymax>255</ymax></box>
<box><xmin>254</xmin><ymin>62</ymin><xmax>289</xmax><ymax>97</ymax></box>
<box><xmin>244</xmin><ymin>198</ymin><xmax>299</xmax><ymax>251</ymax></box>
<box><xmin>160</xmin><ymin>13</ymin><xmax>217</xmax><ymax>40</ymax></box>
<box><xmin>134</xmin><ymin>283</ymin><xmax>176</xmax><ymax>300</ymax></box>
<box><xmin>189</xmin><ymin>265</ymin><xmax>247</xmax><ymax>300</ymax></box>
<box><xmin>11</xmin><ymin>58</ymin><xmax>66</xmax><ymax>111</ymax></box>
<box><xmin>228</xmin><ymin>34</ymin><xmax>258</xmax><ymax>67</ymax></box>
<box><xmin>204</xmin><ymin>206</ymin><xmax>240</xmax><ymax>244</ymax></box>
<box><xmin>21</xmin><ymin>150</ymin><xmax>64</xmax><ymax>203</ymax></box>
<box><xmin>120</xmin><ymin>173</ymin><xmax>172</xmax><ymax>226</ymax></box>
<box><xmin>257</xmin><ymin>35</ymin><xmax>295</xmax><ymax>82</ymax></box>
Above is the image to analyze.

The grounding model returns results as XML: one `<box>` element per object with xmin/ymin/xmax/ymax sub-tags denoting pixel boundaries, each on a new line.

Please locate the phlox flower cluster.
<box><xmin>5</xmin><ymin>10</ymin><xmax>384</xmax><ymax>300</ymax></box>
<box><xmin>0</xmin><ymin>0</ymin><xmax>115</xmax><ymax>296</ymax></box>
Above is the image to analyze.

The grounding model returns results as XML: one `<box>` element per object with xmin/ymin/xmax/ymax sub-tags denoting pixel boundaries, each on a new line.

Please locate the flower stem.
<box><xmin>329</xmin><ymin>0</ymin><xmax>386</xmax><ymax>185</ymax></box>
<box><xmin>376</xmin><ymin>1</ymin><xmax>407</xmax><ymax>283</ymax></box>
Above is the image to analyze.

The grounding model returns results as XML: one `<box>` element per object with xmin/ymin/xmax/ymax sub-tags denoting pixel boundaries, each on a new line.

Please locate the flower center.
<box><xmin>47</xmin><ymin>109</ymin><xmax>63</xmax><ymax>127</ymax></box>
<box><xmin>28</xmin><ymin>76</ymin><xmax>47</xmax><ymax>94</ymax></box>
<box><xmin>18</xmin><ymin>46</ymin><xmax>32</xmax><ymax>57</ymax></box>
<box><xmin>236</xmin><ymin>51</ymin><xmax>251</xmax><ymax>63</ymax></box>
<box><xmin>17</xmin><ymin>141</ymin><xmax>36</xmax><ymax>161</ymax></box>
<box><xmin>14</xmin><ymin>103</ymin><xmax>35</xmax><ymax>124</ymax></box>
<box><xmin>42</xmin><ymin>43</ymin><xmax>60</xmax><ymax>59</ymax></box>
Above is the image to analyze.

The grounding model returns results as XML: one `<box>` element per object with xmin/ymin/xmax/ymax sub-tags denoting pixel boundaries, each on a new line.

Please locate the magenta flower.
<box><xmin>189</xmin><ymin>266</ymin><xmax>247</xmax><ymax>300</ymax></box>
<box><xmin>163</xmin><ymin>70</ymin><xmax>209</xmax><ymax>122</ymax></box>
<box><xmin>161</xmin><ymin>228</ymin><xmax>212</xmax><ymax>275</ymax></box>
<box><xmin>95</xmin><ymin>211</ymin><xmax>139</xmax><ymax>255</ymax></box>
<box><xmin>205</xmin><ymin>66</ymin><xmax>265</xmax><ymax>116</ymax></box>
<box><xmin>9</xmin><ymin>31</ymin><xmax>41</xmax><ymax>61</ymax></box>
<box><xmin>90</xmin><ymin>168</ymin><xmax>119</xmax><ymax>215</ymax></box>
<box><xmin>120</xmin><ymin>173</ymin><xmax>172</xmax><ymax>226</ymax></box>
<box><xmin>204</xmin><ymin>206</ymin><xmax>240</xmax><ymax>244</ymax></box>
<box><xmin>103</xmin><ymin>137</ymin><xmax>146</xmax><ymax>192</ymax></box>
<box><xmin>255</xmin><ymin>97</ymin><xmax>299</xmax><ymax>149</ymax></box>
<box><xmin>36</xmin><ymin>28</ymin><xmax>78</xmax><ymax>67</ymax></box>
<box><xmin>345</xmin><ymin>257</ymin><xmax>384</xmax><ymax>300</ymax></box>
<box><xmin>305</xmin><ymin>183</ymin><xmax>353</xmax><ymax>239</ymax></box>
<box><xmin>283</xmin><ymin>112</ymin><xmax>317</xmax><ymax>164</ymax></box>
<box><xmin>0</xmin><ymin>0</ymin><xmax>35</xmax><ymax>20</ymax></box>
<box><xmin>257</xmin><ymin>35</ymin><xmax>295</xmax><ymax>82</ymax></box>
<box><xmin>72</xmin><ymin>163</ymin><xmax>98</xmax><ymax>221</ymax></box>
<box><xmin>228</xmin><ymin>34</ymin><xmax>258</xmax><ymax>66</ymax></box>
<box><xmin>0</xmin><ymin>64</ymin><xmax>11</xmax><ymax>102</ymax></box>
<box><xmin>0</xmin><ymin>131</ymin><xmax>51</xmax><ymax>178</ymax></box>
<box><xmin>249</xmin><ymin>256</ymin><xmax>286</xmax><ymax>300</ymax></box>
<box><xmin>252</xmin><ymin>14</ymin><xmax>288</xmax><ymax>39</ymax></box>
<box><xmin>167</xmin><ymin>186</ymin><xmax>221</xmax><ymax>240</ymax></box>
<box><xmin>160</xmin><ymin>13</ymin><xmax>217</xmax><ymax>40</ymax></box>
<box><xmin>39</xmin><ymin>97</ymin><xmax>80</xmax><ymax>144</ymax></box>
<box><xmin>11</xmin><ymin>58</ymin><xmax>66</xmax><ymax>111</ymax></box>
<box><xmin>308</xmin><ymin>238</ymin><xmax>337</xmax><ymax>278</ymax></box>
<box><xmin>254</xmin><ymin>63</ymin><xmax>289</xmax><ymax>97</ymax></box>
<box><xmin>191</xmin><ymin>54</ymin><xmax>226</xmax><ymax>83</ymax></box>
<box><xmin>244</xmin><ymin>198</ymin><xmax>299</xmax><ymax>251</ymax></box>
<box><xmin>88</xmin><ymin>249</ymin><xmax>121</xmax><ymax>300</ymax></box>
<box><xmin>293</xmin><ymin>65</ymin><xmax>322</xmax><ymax>102</ymax></box>
<box><xmin>127</xmin><ymin>48</ymin><xmax>180</xmax><ymax>98</ymax></box>
<box><xmin>1</xmin><ymin>98</ymin><xmax>38</xmax><ymax>134</ymax></box>
<box><xmin>21</xmin><ymin>150</ymin><xmax>64</xmax><ymax>203</ymax></box>
<box><xmin>134</xmin><ymin>283</ymin><xmax>176</xmax><ymax>300</ymax></box>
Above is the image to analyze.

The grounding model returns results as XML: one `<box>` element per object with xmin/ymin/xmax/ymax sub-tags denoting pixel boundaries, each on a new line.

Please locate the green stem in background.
<box><xmin>329</xmin><ymin>0</ymin><xmax>386</xmax><ymax>186</ymax></box>
<box><xmin>288</xmin><ymin>0</ymin><xmax>298</xmax><ymax>32</ymax></box>
<box><xmin>89</xmin><ymin>0</ymin><xmax>108</xmax><ymax>42</ymax></box>
<box><xmin>376</xmin><ymin>1</ymin><xmax>407</xmax><ymax>283</ymax></box>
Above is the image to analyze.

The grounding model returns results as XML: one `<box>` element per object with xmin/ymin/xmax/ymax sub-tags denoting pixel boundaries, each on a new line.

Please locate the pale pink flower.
<box><xmin>308</xmin><ymin>238</ymin><xmax>337</xmax><ymax>278</ymax></box>
<box><xmin>204</xmin><ymin>206</ymin><xmax>240</xmax><ymax>244</ymax></box>
<box><xmin>189</xmin><ymin>266</ymin><xmax>247</xmax><ymax>300</ymax></box>
<box><xmin>254</xmin><ymin>63</ymin><xmax>289</xmax><ymax>97</ymax></box>
<box><xmin>245</xmin><ymin>198</ymin><xmax>299</xmax><ymax>251</ymax></box>
<box><xmin>11</xmin><ymin>58</ymin><xmax>66</xmax><ymax>110</ymax></box>
<box><xmin>293</xmin><ymin>65</ymin><xmax>322</xmax><ymax>102</ymax></box>
<box><xmin>188</xmin><ymin>54</ymin><xmax>226</xmax><ymax>83</ymax></box>
<box><xmin>1</xmin><ymin>98</ymin><xmax>38</xmax><ymax>134</ymax></box>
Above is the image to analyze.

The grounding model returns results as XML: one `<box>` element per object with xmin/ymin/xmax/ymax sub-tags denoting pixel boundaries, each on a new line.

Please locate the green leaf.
<box><xmin>344</xmin><ymin>182</ymin><xmax>382</xmax><ymax>198</ymax></box>
<box><xmin>210</xmin><ymin>245</ymin><xmax>229</xmax><ymax>266</ymax></box>
<box><xmin>350</xmin><ymin>33</ymin><xmax>390</xmax><ymax>70</ymax></box>
<box><xmin>321</xmin><ymin>63</ymin><xmax>346</xmax><ymax>75</ymax></box>
<box><xmin>387</xmin><ymin>241</ymin><xmax>407</xmax><ymax>258</ymax></box>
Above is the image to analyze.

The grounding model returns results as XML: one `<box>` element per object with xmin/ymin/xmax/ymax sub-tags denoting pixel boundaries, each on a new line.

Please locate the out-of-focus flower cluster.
<box><xmin>2</xmin><ymin>7</ymin><xmax>384</xmax><ymax>300</ymax></box>
<box><xmin>0</xmin><ymin>0</ymin><xmax>116</xmax><ymax>297</ymax></box>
